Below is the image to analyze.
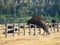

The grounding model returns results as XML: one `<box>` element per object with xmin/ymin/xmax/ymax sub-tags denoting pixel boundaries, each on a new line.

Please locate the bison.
<box><xmin>51</xmin><ymin>19</ymin><xmax>56</xmax><ymax>27</ymax></box>
<box><xmin>27</xmin><ymin>15</ymin><xmax>50</xmax><ymax>35</ymax></box>
<box><xmin>48</xmin><ymin>19</ymin><xmax>57</xmax><ymax>28</ymax></box>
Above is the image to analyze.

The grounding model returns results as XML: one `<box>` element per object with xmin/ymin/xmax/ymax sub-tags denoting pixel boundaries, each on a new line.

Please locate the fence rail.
<box><xmin>0</xmin><ymin>23</ymin><xmax>60</xmax><ymax>38</ymax></box>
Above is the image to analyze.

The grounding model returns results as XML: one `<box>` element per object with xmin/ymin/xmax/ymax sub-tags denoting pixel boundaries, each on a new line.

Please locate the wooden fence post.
<box><xmin>5</xmin><ymin>23</ymin><xmax>7</xmax><ymax>38</ymax></box>
<box><xmin>53</xmin><ymin>23</ymin><xmax>55</xmax><ymax>33</ymax></box>
<box><xmin>33</xmin><ymin>24</ymin><xmax>36</xmax><ymax>35</ymax></box>
<box><xmin>50</xmin><ymin>23</ymin><xmax>52</xmax><ymax>32</ymax></box>
<box><xmin>39</xmin><ymin>28</ymin><xmax>41</xmax><ymax>35</ymax></box>
<box><xmin>13</xmin><ymin>23</ymin><xmax>15</xmax><ymax>36</ymax></box>
<box><xmin>18</xmin><ymin>24</ymin><xmax>20</xmax><ymax>36</ymax></box>
<box><xmin>23</xmin><ymin>24</ymin><xmax>25</xmax><ymax>35</ymax></box>
<box><xmin>48</xmin><ymin>23</ymin><xmax>50</xmax><ymax>32</ymax></box>
<box><xmin>57</xmin><ymin>22</ymin><xmax>59</xmax><ymax>32</ymax></box>
<box><xmin>29</xmin><ymin>24</ymin><xmax>31</xmax><ymax>35</ymax></box>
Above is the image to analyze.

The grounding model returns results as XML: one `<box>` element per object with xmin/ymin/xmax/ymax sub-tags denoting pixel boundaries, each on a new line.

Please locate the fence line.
<box><xmin>0</xmin><ymin>23</ymin><xmax>60</xmax><ymax>38</ymax></box>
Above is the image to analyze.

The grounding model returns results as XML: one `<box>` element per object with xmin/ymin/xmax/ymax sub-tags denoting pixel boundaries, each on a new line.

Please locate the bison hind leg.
<box><xmin>42</xmin><ymin>31</ymin><xmax>50</xmax><ymax>36</ymax></box>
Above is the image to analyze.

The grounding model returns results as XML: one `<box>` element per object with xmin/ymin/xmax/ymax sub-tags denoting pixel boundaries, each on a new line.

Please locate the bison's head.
<box><xmin>27</xmin><ymin>19</ymin><xmax>36</xmax><ymax>25</ymax></box>
<box><xmin>27</xmin><ymin>16</ymin><xmax>39</xmax><ymax>25</ymax></box>
<box><xmin>27</xmin><ymin>19</ymin><xmax>35</xmax><ymax>28</ymax></box>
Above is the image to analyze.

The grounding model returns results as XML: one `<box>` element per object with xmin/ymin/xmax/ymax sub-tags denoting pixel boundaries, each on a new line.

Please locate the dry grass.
<box><xmin>0</xmin><ymin>24</ymin><xmax>60</xmax><ymax>45</ymax></box>
<box><xmin>0</xmin><ymin>31</ymin><xmax>60</xmax><ymax>45</ymax></box>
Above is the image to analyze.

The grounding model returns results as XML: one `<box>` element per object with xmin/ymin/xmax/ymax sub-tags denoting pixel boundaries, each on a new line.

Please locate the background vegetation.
<box><xmin>0</xmin><ymin>0</ymin><xmax>60</xmax><ymax>23</ymax></box>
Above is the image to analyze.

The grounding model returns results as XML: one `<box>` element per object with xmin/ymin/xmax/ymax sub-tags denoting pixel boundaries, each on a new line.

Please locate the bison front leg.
<box><xmin>42</xmin><ymin>26</ymin><xmax>50</xmax><ymax>35</ymax></box>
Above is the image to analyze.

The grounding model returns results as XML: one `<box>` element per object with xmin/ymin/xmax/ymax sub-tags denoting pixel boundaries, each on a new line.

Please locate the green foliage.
<box><xmin>0</xmin><ymin>0</ymin><xmax>60</xmax><ymax>23</ymax></box>
<box><xmin>14</xmin><ymin>16</ymin><xmax>31</xmax><ymax>23</ymax></box>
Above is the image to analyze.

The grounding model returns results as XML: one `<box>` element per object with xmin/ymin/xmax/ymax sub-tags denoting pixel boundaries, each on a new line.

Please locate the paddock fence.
<box><xmin>0</xmin><ymin>23</ymin><xmax>60</xmax><ymax>38</ymax></box>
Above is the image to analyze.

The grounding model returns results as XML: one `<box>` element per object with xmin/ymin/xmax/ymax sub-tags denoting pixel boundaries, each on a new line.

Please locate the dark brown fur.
<box><xmin>27</xmin><ymin>15</ymin><xmax>50</xmax><ymax>35</ymax></box>
<box><xmin>48</xmin><ymin>19</ymin><xmax>57</xmax><ymax>28</ymax></box>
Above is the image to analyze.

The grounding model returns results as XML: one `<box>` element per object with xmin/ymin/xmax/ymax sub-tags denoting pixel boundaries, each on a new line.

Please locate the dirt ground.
<box><xmin>0</xmin><ymin>24</ymin><xmax>60</xmax><ymax>45</ymax></box>
<box><xmin>0</xmin><ymin>31</ymin><xmax>60</xmax><ymax>45</ymax></box>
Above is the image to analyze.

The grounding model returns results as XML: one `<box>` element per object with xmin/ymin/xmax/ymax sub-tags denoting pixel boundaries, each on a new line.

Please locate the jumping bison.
<box><xmin>27</xmin><ymin>15</ymin><xmax>50</xmax><ymax>35</ymax></box>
